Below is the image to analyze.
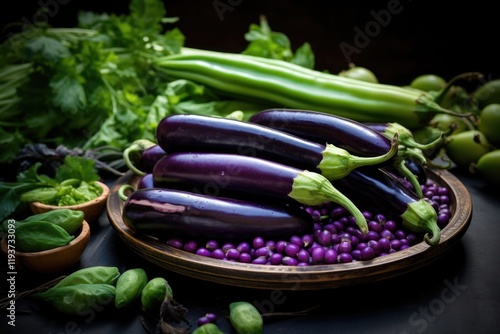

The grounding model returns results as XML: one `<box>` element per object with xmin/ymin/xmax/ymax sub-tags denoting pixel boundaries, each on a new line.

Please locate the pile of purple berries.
<box><xmin>165</xmin><ymin>180</ymin><xmax>452</xmax><ymax>266</ymax></box>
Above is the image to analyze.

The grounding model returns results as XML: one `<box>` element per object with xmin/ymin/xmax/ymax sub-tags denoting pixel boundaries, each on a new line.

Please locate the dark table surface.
<box><xmin>2</xmin><ymin>168</ymin><xmax>499</xmax><ymax>334</ymax></box>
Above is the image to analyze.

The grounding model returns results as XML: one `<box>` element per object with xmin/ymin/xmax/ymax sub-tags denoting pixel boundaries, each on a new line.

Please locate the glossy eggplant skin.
<box><xmin>141</xmin><ymin>145</ymin><xmax>167</xmax><ymax>173</ymax></box>
<box><xmin>153</xmin><ymin>152</ymin><xmax>300</xmax><ymax>203</ymax></box>
<box><xmin>404</xmin><ymin>159</ymin><xmax>427</xmax><ymax>185</ymax></box>
<box><xmin>122</xmin><ymin>188</ymin><xmax>314</xmax><ymax>240</ymax></box>
<box><xmin>137</xmin><ymin>173</ymin><xmax>156</xmax><ymax>189</ymax></box>
<box><xmin>331</xmin><ymin>167</ymin><xmax>416</xmax><ymax>217</ymax></box>
<box><xmin>248</xmin><ymin>108</ymin><xmax>393</xmax><ymax>157</ymax></box>
<box><xmin>155</xmin><ymin>114</ymin><xmax>327</xmax><ymax>171</ymax></box>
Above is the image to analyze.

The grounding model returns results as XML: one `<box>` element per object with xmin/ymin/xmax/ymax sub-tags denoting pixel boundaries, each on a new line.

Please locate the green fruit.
<box><xmin>115</xmin><ymin>268</ymin><xmax>148</xmax><ymax>309</ymax></box>
<box><xmin>444</xmin><ymin>130</ymin><xmax>494</xmax><ymax>169</ymax></box>
<box><xmin>472</xmin><ymin>79</ymin><xmax>500</xmax><ymax>109</ymax></box>
<box><xmin>141</xmin><ymin>277</ymin><xmax>172</xmax><ymax>314</ymax></box>
<box><xmin>338</xmin><ymin>64</ymin><xmax>378</xmax><ymax>83</ymax></box>
<box><xmin>192</xmin><ymin>323</ymin><xmax>224</xmax><ymax>334</ymax></box>
<box><xmin>478</xmin><ymin>104</ymin><xmax>500</xmax><ymax>146</ymax></box>
<box><xmin>470</xmin><ymin>150</ymin><xmax>500</xmax><ymax>187</ymax></box>
<box><xmin>229</xmin><ymin>301</ymin><xmax>263</xmax><ymax>334</ymax></box>
<box><xmin>410</xmin><ymin>74</ymin><xmax>447</xmax><ymax>92</ymax></box>
<box><xmin>438</xmin><ymin>85</ymin><xmax>469</xmax><ymax>109</ymax></box>
<box><xmin>429</xmin><ymin>113</ymin><xmax>468</xmax><ymax>136</ymax></box>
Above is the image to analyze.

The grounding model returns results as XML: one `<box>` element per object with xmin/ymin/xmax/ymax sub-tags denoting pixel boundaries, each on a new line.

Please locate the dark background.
<box><xmin>1</xmin><ymin>0</ymin><xmax>498</xmax><ymax>85</ymax></box>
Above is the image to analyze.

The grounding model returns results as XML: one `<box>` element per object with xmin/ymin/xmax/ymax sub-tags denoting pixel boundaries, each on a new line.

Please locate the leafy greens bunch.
<box><xmin>0</xmin><ymin>0</ymin><xmax>315</xmax><ymax>167</ymax></box>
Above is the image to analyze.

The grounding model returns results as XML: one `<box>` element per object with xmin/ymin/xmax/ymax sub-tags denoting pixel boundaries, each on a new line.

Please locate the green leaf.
<box><xmin>23</xmin><ymin>35</ymin><xmax>70</xmax><ymax>64</ymax></box>
<box><xmin>0</xmin><ymin>163</ymin><xmax>54</xmax><ymax>221</ymax></box>
<box><xmin>242</xmin><ymin>16</ymin><xmax>315</xmax><ymax>68</ymax></box>
<box><xmin>50</xmin><ymin>62</ymin><xmax>87</xmax><ymax>114</ymax></box>
<box><xmin>291</xmin><ymin>42</ymin><xmax>315</xmax><ymax>69</ymax></box>
<box><xmin>55</xmin><ymin>156</ymin><xmax>100</xmax><ymax>183</ymax></box>
<box><xmin>158</xmin><ymin>27</ymin><xmax>185</xmax><ymax>55</ymax></box>
<box><xmin>129</xmin><ymin>0</ymin><xmax>166</xmax><ymax>35</ymax></box>
<box><xmin>0</xmin><ymin>128</ymin><xmax>24</xmax><ymax>164</ymax></box>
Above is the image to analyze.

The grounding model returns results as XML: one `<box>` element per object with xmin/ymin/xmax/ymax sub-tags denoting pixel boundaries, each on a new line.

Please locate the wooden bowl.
<box><xmin>1</xmin><ymin>220</ymin><xmax>90</xmax><ymax>274</ymax></box>
<box><xmin>29</xmin><ymin>181</ymin><xmax>109</xmax><ymax>222</ymax></box>
<box><xmin>107</xmin><ymin>169</ymin><xmax>473</xmax><ymax>290</ymax></box>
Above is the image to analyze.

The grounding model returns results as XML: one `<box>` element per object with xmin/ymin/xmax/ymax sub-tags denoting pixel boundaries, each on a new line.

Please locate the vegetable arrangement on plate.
<box><xmin>119</xmin><ymin>110</ymin><xmax>448</xmax><ymax>271</ymax></box>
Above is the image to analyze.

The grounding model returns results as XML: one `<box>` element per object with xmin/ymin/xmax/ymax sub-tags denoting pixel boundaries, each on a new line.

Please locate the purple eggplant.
<box><xmin>248</xmin><ymin>109</ymin><xmax>427</xmax><ymax>197</ymax></box>
<box><xmin>155</xmin><ymin>114</ymin><xmax>397</xmax><ymax>181</ymax></box>
<box><xmin>248</xmin><ymin>109</ymin><xmax>395</xmax><ymax>158</ymax></box>
<box><xmin>141</xmin><ymin>145</ymin><xmax>167</xmax><ymax>172</ymax></box>
<box><xmin>122</xmin><ymin>188</ymin><xmax>314</xmax><ymax>240</ymax></box>
<box><xmin>153</xmin><ymin>152</ymin><xmax>368</xmax><ymax>233</ymax></box>
<box><xmin>331</xmin><ymin>167</ymin><xmax>440</xmax><ymax>246</ymax></box>
<box><xmin>137</xmin><ymin>173</ymin><xmax>156</xmax><ymax>189</ymax></box>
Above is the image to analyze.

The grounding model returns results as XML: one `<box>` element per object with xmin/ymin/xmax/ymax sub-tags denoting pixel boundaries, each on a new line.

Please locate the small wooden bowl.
<box><xmin>1</xmin><ymin>220</ymin><xmax>90</xmax><ymax>274</ymax></box>
<box><xmin>29</xmin><ymin>181</ymin><xmax>110</xmax><ymax>222</ymax></box>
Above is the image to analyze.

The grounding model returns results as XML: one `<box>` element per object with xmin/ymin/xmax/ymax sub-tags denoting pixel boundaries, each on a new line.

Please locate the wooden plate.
<box><xmin>107</xmin><ymin>169</ymin><xmax>472</xmax><ymax>290</ymax></box>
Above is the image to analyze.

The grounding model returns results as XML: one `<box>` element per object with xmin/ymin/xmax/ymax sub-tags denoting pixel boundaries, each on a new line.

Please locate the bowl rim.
<box><xmin>2</xmin><ymin>220</ymin><xmax>90</xmax><ymax>257</ymax></box>
<box><xmin>29</xmin><ymin>181</ymin><xmax>109</xmax><ymax>210</ymax></box>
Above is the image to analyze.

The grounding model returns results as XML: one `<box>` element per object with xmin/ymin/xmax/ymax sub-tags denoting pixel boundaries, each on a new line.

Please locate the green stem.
<box><xmin>381</xmin><ymin>123</ymin><xmax>445</xmax><ymax>150</ymax></box>
<box><xmin>397</xmin><ymin>147</ymin><xmax>427</xmax><ymax>165</ymax></box>
<box><xmin>401</xmin><ymin>199</ymin><xmax>440</xmax><ymax>246</ymax></box>
<box><xmin>433</xmin><ymin>71</ymin><xmax>484</xmax><ymax>105</ymax></box>
<box><xmin>395</xmin><ymin>160</ymin><xmax>424</xmax><ymax>198</ymax></box>
<box><xmin>289</xmin><ymin>171</ymin><xmax>368</xmax><ymax>234</ymax></box>
<box><xmin>319</xmin><ymin>133</ymin><xmax>399</xmax><ymax>180</ymax></box>
<box><xmin>118</xmin><ymin>185</ymin><xmax>135</xmax><ymax>202</ymax></box>
<box><xmin>122</xmin><ymin>139</ymin><xmax>157</xmax><ymax>176</ymax></box>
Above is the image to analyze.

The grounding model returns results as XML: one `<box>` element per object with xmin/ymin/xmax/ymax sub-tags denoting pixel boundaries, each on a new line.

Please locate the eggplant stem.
<box><xmin>434</xmin><ymin>71</ymin><xmax>484</xmax><ymax>105</ymax></box>
<box><xmin>118</xmin><ymin>184</ymin><xmax>135</xmax><ymax>201</ymax></box>
<box><xmin>320</xmin><ymin>133</ymin><xmax>399</xmax><ymax>181</ymax></box>
<box><xmin>395</xmin><ymin>160</ymin><xmax>424</xmax><ymax>198</ymax></box>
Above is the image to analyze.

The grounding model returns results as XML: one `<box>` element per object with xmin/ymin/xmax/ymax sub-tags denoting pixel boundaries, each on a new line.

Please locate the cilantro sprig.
<box><xmin>0</xmin><ymin>156</ymin><xmax>101</xmax><ymax>221</ymax></box>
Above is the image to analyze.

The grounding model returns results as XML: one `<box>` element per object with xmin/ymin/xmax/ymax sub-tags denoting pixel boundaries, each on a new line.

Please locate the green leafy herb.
<box><xmin>0</xmin><ymin>0</ymin><xmax>315</xmax><ymax>168</ymax></box>
<box><xmin>242</xmin><ymin>15</ymin><xmax>315</xmax><ymax>69</ymax></box>
<box><xmin>0</xmin><ymin>156</ymin><xmax>101</xmax><ymax>221</ymax></box>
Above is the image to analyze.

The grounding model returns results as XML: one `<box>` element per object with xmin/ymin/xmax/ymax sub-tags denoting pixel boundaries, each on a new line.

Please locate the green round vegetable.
<box><xmin>338</xmin><ymin>63</ymin><xmax>378</xmax><ymax>83</ymax></box>
<box><xmin>478</xmin><ymin>103</ymin><xmax>500</xmax><ymax>146</ymax></box>
<box><xmin>16</xmin><ymin>221</ymin><xmax>74</xmax><ymax>252</ymax></box>
<box><xmin>470</xmin><ymin>149</ymin><xmax>500</xmax><ymax>187</ymax></box>
<box><xmin>229</xmin><ymin>301</ymin><xmax>263</xmax><ymax>334</ymax></box>
<box><xmin>429</xmin><ymin>113</ymin><xmax>468</xmax><ymax>136</ymax></box>
<box><xmin>410</xmin><ymin>74</ymin><xmax>447</xmax><ymax>92</ymax></box>
<box><xmin>192</xmin><ymin>323</ymin><xmax>224</xmax><ymax>334</ymax></box>
<box><xmin>115</xmin><ymin>268</ymin><xmax>148</xmax><ymax>309</ymax></box>
<box><xmin>444</xmin><ymin>130</ymin><xmax>494</xmax><ymax>169</ymax></box>
<box><xmin>141</xmin><ymin>277</ymin><xmax>173</xmax><ymax>314</ymax></box>
<box><xmin>472</xmin><ymin>79</ymin><xmax>500</xmax><ymax>109</ymax></box>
